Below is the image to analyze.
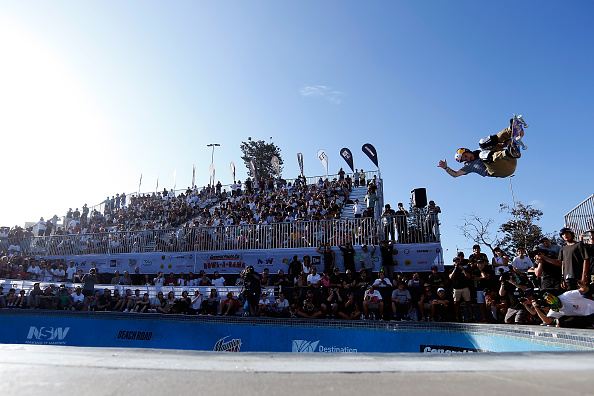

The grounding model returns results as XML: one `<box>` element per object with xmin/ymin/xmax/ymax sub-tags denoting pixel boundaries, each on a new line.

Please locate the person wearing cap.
<box><xmin>523</xmin><ymin>280</ymin><xmax>594</xmax><ymax>328</ymax></box>
<box><xmin>449</xmin><ymin>256</ymin><xmax>474</xmax><ymax>322</ymax></box>
<box><xmin>558</xmin><ymin>227</ymin><xmax>590</xmax><ymax>285</ymax></box>
<box><xmin>363</xmin><ymin>285</ymin><xmax>384</xmax><ymax>320</ymax></box>
<box><xmin>431</xmin><ymin>288</ymin><xmax>454</xmax><ymax>322</ymax></box>
<box><xmin>538</xmin><ymin>237</ymin><xmax>561</xmax><ymax>255</ymax></box>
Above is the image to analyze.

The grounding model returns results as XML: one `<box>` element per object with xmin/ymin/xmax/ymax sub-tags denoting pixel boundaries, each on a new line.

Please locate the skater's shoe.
<box><xmin>506</xmin><ymin>143</ymin><xmax>521</xmax><ymax>159</ymax></box>
<box><xmin>479</xmin><ymin>134</ymin><xmax>499</xmax><ymax>150</ymax></box>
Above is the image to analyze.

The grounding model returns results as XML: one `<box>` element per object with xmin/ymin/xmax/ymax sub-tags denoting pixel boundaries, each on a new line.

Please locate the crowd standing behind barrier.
<box><xmin>0</xmin><ymin>242</ymin><xmax>576</xmax><ymax>327</ymax></box>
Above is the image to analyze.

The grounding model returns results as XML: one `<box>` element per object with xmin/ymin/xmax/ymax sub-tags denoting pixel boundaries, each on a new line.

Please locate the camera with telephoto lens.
<box><xmin>564</xmin><ymin>274</ymin><xmax>578</xmax><ymax>290</ymax></box>
<box><xmin>498</xmin><ymin>268</ymin><xmax>511</xmax><ymax>283</ymax></box>
<box><xmin>518</xmin><ymin>288</ymin><xmax>545</xmax><ymax>306</ymax></box>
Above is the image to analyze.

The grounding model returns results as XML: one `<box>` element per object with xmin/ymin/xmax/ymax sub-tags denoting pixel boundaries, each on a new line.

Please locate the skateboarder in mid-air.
<box><xmin>438</xmin><ymin>116</ymin><xmax>527</xmax><ymax>179</ymax></box>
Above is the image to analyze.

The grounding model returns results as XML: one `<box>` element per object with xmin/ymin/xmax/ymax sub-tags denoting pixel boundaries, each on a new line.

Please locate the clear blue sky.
<box><xmin>1</xmin><ymin>1</ymin><xmax>592</xmax><ymax>259</ymax></box>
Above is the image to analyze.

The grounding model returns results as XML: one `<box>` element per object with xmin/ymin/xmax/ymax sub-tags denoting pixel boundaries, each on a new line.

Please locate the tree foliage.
<box><xmin>459</xmin><ymin>201</ymin><xmax>553</xmax><ymax>255</ymax></box>
<box><xmin>498</xmin><ymin>203</ymin><xmax>545</xmax><ymax>253</ymax></box>
<box><xmin>240</xmin><ymin>139</ymin><xmax>283</xmax><ymax>180</ymax></box>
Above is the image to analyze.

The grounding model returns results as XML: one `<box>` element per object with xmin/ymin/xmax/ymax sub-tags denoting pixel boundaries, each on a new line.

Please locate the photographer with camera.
<box><xmin>449</xmin><ymin>256</ymin><xmax>474</xmax><ymax>322</ymax></box>
<box><xmin>530</xmin><ymin>247</ymin><xmax>562</xmax><ymax>293</ymax></box>
<box><xmin>321</xmin><ymin>287</ymin><xmax>343</xmax><ymax>318</ymax></box>
<box><xmin>499</xmin><ymin>269</ymin><xmax>529</xmax><ymax>324</ymax></box>
<box><xmin>523</xmin><ymin>280</ymin><xmax>594</xmax><ymax>328</ymax></box>
<box><xmin>240</xmin><ymin>265</ymin><xmax>261</xmax><ymax>316</ymax></box>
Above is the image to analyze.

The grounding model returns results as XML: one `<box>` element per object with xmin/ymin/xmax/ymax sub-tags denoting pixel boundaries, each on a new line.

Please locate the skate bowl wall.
<box><xmin>1</xmin><ymin>311</ymin><xmax>593</xmax><ymax>353</ymax></box>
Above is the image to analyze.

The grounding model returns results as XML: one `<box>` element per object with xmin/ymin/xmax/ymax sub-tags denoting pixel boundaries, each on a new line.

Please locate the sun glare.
<box><xmin>0</xmin><ymin>15</ymin><xmax>113</xmax><ymax>226</ymax></box>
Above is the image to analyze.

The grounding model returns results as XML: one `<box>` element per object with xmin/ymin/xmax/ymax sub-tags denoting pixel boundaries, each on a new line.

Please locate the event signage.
<box><xmin>36</xmin><ymin>243</ymin><xmax>444</xmax><ymax>274</ymax></box>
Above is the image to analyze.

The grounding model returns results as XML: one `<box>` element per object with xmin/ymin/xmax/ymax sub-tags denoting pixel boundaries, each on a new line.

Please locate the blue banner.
<box><xmin>0</xmin><ymin>313</ymin><xmax>572</xmax><ymax>353</ymax></box>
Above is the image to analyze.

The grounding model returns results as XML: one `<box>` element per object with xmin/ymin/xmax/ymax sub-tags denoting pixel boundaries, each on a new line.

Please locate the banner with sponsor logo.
<box><xmin>0</xmin><ymin>313</ymin><xmax>570</xmax><ymax>352</ymax></box>
<box><xmin>339</xmin><ymin>147</ymin><xmax>354</xmax><ymax>172</ymax></box>
<box><xmin>35</xmin><ymin>243</ymin><xmax>443</xmax><ymax>275</ymax></box>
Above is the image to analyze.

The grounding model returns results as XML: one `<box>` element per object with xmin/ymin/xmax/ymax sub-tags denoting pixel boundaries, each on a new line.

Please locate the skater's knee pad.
<box><xmin>479</xmin><ymin>134</ymin><xmax>499</xmax><ymax>150</ymax></box>
<box><xmin>479</xmin><ymin>150</ymin><xmax>493</xmax><ymax>163</ymax></box>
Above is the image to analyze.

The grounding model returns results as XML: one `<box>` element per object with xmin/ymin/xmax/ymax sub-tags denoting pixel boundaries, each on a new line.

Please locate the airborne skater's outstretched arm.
<box><xmin>438</xmin><ymin>159</ymin><xmax>468</xmax><ymax>178</ymax></box>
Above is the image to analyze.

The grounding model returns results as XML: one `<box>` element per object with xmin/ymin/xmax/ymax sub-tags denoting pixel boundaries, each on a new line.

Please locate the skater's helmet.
<box><xmin>455</xmin><ymin>148</ymin><xmax>472</xmax><ymax>163</ymax></box>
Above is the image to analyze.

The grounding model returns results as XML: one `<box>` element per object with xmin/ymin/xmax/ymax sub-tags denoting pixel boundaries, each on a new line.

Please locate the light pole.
<box><xmin>207</xmin><ymin>143</ymin><xmax>220</xmax><ymax>186</ymax></box>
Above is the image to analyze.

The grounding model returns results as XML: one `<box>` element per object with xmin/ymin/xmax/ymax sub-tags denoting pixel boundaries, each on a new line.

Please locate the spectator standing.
<box><xmin>512</xmin><ymin>247</ymin><xmax>534</xmax><ymax>274</ymax></box>
<box><xmin>381</xmin><ymin>204</ymin><xmax>396</xmax><ymax>242</ymax></box>
<box><xmin>316</xmin><ymin>244</ymin><xmax>335</xmax><ymax>274</ymax></box>
<box><xmin>379</xmin><ymin>240</ymin><xmax>397</xmax><ymax>280</ymax></box>
<box><xmin>558</xmin><ymin>228</ymin><xmax>590</xmax><ymax>285</ymax></box>
<box><xmin>449</xmin><ymin>257</ymin><xmax>474</xmax><ymax>322</ymax></box>
<box><xmin>81</xmin><ymin>268</ymin><xmax>99</xmax><ymax>297</ymax></box>
<box><xmin>352</xmin><ymin>199</ymin><xmax>362</xmax><ymax>218</ymax></box>
<box><xmin>339</xmin><ymin>242</ymin><xmax>356</xmax><ymax>274</ymax></box>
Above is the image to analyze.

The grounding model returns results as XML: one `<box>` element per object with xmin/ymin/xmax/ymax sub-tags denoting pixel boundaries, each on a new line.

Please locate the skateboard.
<box><xmin>511</xmin><ymin>114</ymin><xmax>528</xmax><ymax>150</ymax></box>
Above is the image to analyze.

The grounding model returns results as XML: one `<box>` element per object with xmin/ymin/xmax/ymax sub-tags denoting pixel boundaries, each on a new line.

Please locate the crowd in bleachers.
<box><xmin>0</xmin><ymin>171</ymin><xmax>390</xmax><ymax>256</ymax></box>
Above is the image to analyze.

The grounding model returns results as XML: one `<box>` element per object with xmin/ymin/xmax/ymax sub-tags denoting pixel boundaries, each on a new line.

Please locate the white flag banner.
<box><xmin>209</xmin><ymin>164</ymin><xmax>215</xmax><ymax>185</ymax></box>
<box><xmin>271</xmin><ymin>156</ymin><xmax>280</xmax><ymax>177</ymax></box>
<box><xmin>317</xmin><ymin>149</ymin><xmax>329</xmax><ymax>175</ymax></box>
<box><xmin>230</xmin><ymin>161</ymin><xmax>236</xmax><ymax>181</ymax></box>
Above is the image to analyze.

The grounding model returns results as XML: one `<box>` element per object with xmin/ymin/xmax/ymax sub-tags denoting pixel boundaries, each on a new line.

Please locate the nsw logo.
<box><xmin>292</xmin><ymin>339</ymin><xmax>320</xmax><ymax>353</ymax></box>
<box><xmin>26</xmin><ymin>326</ymin><xmax>70</xmax><ymax>344</ymax></box>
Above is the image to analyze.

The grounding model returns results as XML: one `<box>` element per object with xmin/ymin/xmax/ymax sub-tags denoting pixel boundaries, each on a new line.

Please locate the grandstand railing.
<box><xmin>5</xmin><ymin>212</ymin><xmax>439</xmax><ymax>257</ymax></box>
<box><xmin>564</xmin><ymin>194</ymin><xmax>594</xmax><ymax>238</ymax></box>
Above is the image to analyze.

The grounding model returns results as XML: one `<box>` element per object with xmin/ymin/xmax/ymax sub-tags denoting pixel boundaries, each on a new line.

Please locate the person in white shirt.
<box><xmin>212</xmin><ymin>271</ymin><xmax>226</xmax><ymax>287</ymax></box>
<box><xmin>512</xmin><ymin>247</ymin><xmax>533</xmax><ymax>274</ymax></box>
<box><xmin>352</xmin><ymin>199</ymin><xmax>363</xmax><ymax>218</ymax></box>
<box><xmin>65</xmin><ymin>262</ymin><xmax>77</xmax><ymax>282</ymax></box>
<box><xmin>153</xmin><ymin>271</ymin><xmax>165</xmax><ymax>286</ymax></box>
<box><xmin>362</xmin><ymin>285</ymin><xmax>384</xmax><ymax>319</ymax></box>
<box><xmin>68</xmin><ymin>287</ymin><xmax>85</xmax><ymax>310</ymax></box>
<box><xmin>307</xmin><ymin>266</ymin><xmax>322</xmax><ymax>288</ymax></box>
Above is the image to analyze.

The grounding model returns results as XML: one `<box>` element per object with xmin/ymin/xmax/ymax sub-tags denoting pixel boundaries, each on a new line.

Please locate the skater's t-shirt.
<box><xmin>460</xmin><ymin>159</ymin><xmax>489</xmax><ymax>177</ymax></box>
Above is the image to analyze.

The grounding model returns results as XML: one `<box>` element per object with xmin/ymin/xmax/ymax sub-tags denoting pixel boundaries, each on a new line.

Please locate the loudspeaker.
<box><xmin>411</xmin><ymin>188</ymin><xmax>427</xmax><ymax>208</ymax></box>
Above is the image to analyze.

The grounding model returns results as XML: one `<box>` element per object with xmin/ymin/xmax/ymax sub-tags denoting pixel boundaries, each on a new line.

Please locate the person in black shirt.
<box><xmin>130</xmin><ymin>267</ymin><xmax>143</xmax><ymax>286</ymax></box>
<box><xmin>531</xmin><ymin>248</ymin><xmax>562</xmax><ymax>293</ymax></box>
<box><xmin>499</xmin><ymin>273</ymin><xmax>528</xmax><ymax>324</ymax></box>
<box><xmin>380</xmin><ymin>240</ymin><xmax>398</xmax><ymax>280</ymax></box>
<box><xmin>273</xmin><ymin>269</ymin><xmax>293</xmax><ymax>289</ymax></box>
<box><xmin>427</xmin><ymin>265</ymin><xmax>448</xmax><ymax>294</ymax></box>
<box><xmin>339</xmin><ymin>243</ymin><xmax>356</xmax><ymax>274</ymax></box>
<box><xmin>449</xmin><ymin>257</ymin><xmax>474</xmax><ymax>322</ymax></box>
<box><xmin>287</xmin><ymin>255</ymin><xmax>302</xmax><ymax>280</ymax></box>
